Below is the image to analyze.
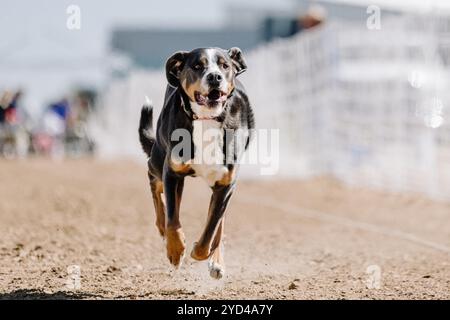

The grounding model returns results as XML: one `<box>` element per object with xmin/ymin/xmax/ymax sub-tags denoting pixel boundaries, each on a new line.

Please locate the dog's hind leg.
<box><xmin>191</xmin><ymin>183</ymin><xmax>235</xmax><ymax>262</ymax></box>
<box><xmin>149</xmin><ymin>173</ymin><xmax>165</xmax><ymax>237</ymax></box>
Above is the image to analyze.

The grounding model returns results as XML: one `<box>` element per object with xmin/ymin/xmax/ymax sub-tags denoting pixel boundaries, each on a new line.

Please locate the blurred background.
<box><xmin>1</xmin><ymin>0</ymin><xmax>450</xmax><ymax>199</ymax></box>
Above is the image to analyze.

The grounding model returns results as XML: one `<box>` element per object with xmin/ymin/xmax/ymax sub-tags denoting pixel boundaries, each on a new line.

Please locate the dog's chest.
<box><xmin>190</xmin><ymin>120</ymin><xmax>228</xmax><ymax>186</ymax></box>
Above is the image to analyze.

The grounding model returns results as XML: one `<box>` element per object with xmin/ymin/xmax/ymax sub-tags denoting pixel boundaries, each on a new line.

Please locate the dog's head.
<box><xmin>165</xmin><ymin>47</ymin><xmax>247</xmax><ymax>119</ymax></box>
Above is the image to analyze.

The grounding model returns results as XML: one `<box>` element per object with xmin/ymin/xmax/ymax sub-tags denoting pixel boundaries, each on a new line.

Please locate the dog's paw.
<box><xmin>165</xmin><ymin>228</ymin><xmax>186</xmax><ymax>268</ymax></box>
<box><xmin>190</xmin><ymin>242</ymin><xmax>210</xmax><ymax>261</ymax></box>
<box><xmin>208</xmin><ymin>261</ymin><xmax>225</xmax><ymax>280</ymax></box>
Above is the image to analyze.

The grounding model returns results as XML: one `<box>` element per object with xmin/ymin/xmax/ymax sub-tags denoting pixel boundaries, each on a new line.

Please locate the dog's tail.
<box><xmin>138</xmin><ymin>96</ymin><xmax>155</xmax><ymax>157</ymax></box>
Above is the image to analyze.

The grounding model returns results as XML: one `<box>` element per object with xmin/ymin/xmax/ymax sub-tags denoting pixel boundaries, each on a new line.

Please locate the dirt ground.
<box><xmin>0</xmin><ymin>159</ymin><xmax>449</xmax><ymax>299</ymax></box>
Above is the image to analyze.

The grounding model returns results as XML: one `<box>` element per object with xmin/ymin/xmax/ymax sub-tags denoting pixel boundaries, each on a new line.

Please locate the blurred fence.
<box><xmin>93</xmin><ymin>15</ymin><xmax>450</xmax><ymax>201</ymax></box>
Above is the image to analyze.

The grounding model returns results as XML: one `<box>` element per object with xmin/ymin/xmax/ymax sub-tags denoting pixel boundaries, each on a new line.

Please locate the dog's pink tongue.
<box><xmin>195</xmin><ymin>92</ymin><xmax>206</xmax><ymax>104</ymax></box>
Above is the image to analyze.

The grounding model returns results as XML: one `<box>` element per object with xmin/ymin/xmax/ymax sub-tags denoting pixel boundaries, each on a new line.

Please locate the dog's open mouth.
<box><xmin>195</xmin><ymin>90</ymin><xmax>227</xmax><ymax>107</ymax></box>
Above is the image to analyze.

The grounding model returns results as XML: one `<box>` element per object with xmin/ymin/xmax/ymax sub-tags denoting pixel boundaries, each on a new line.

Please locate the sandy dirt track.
<box><xmin>0</xmin><ymin>159</ymin><xmax>449</xmax><ymax>299</ymax></box>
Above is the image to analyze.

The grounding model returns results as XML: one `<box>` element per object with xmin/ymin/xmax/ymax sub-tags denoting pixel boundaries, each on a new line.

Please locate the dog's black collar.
<box><xmin>179</xmin><ymin>88</ymin><xmax>234</xmax><ymax>121</ymax></box>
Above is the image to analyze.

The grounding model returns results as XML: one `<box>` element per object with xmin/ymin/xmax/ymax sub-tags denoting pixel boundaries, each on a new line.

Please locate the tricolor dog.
<box><xmin>138</xmin><ymin>47</ymin><xmax>254</xmax><ymax>279</ymax></box>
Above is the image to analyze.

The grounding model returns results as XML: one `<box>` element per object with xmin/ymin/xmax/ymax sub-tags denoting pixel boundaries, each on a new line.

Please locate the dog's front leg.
<box><xmin>191</xmin><ymin>183</ymin><xmax>235</xmax><ymax>262</ymax></box>
<box><xmin>163</xmin><ymin>166</ymin><xmax>186</xmax><ymax>268</ymax></box>
<box><xmin>208</xmin><ymin>219</ymin><xmax>225</xmax><ymax>279</ymax></box>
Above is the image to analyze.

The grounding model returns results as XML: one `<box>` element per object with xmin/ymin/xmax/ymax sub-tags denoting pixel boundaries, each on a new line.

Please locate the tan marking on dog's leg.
<box><xmin>165</xmin><ymin>227</ymin><xmax>186</xmax><ymax>268</ymax></box>
<box><xmin>165</xmin><ymin>177</ymin><xmax>186</xmax><ymax>268</ymax></box>
<box><xmin>150</xmin><ymin>175</ymin><xmax>165</xmax><ymax>237</ymax></box>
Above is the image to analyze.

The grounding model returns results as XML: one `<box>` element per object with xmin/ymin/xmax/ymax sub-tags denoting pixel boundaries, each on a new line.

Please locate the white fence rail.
<box><xmin>92</xmin><ymin>15</ymin><xmax>450</xmax><ymax>200</ymax></box>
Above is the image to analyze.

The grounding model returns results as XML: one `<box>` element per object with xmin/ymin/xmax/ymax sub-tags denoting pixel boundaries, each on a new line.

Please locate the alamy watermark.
<box><xmin>170</xmin><ymin>124</ymin><xmax>280</xmax><ymax>176</ymax></box>
<box><xmin>66</xmin><ymin>5</ymin><xmax>81</xmax><ymax>30</ymax></box>
<box><xmin>66</xmin><ymin>265</ymin><xmax>81</xmax><ymax>290</ymax></box>
<box><xmin>366</xmin><ymin>5</ymin><xmax>381</xmax><ymax>30</ymax></box>
<box><xmin>365</xmin><ymin>264</ymin><xmax>382</xmax><ymax>289</ymax></box>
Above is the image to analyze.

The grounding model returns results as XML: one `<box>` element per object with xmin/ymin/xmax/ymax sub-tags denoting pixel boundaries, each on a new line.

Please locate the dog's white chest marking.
<box><xmin>190</xmin><ymin>120</ymin><xmax>228</xmax><ymax>186</ymax></box>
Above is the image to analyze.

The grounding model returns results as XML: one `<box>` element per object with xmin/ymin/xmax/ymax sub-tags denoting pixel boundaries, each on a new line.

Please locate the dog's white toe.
<box><xmin>208</xmin><ymin>261</ymin><xmax>225</xmax><ymax>280</ymax></box>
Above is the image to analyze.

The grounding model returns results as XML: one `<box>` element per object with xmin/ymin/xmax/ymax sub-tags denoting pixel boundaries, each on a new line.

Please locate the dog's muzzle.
<box><xmin>194</xmin><ymin>90</ymin><xmax>227</xmax><ymax>108</ymax></box>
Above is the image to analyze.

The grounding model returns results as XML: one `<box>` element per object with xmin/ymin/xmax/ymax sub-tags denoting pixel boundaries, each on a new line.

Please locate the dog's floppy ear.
<box><xmin>166</xmin><ymin>51</ymin><xmax>188</xmax><ymax>87</ymax></box>
<box><xmin>228</xmin><ymin>47</ymin><xmax>247</xmax><ymax>76</ymax></box>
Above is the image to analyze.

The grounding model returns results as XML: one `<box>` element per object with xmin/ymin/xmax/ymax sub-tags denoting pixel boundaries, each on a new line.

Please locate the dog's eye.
<box><xmin>194</xmin><ymin>64</ymin><xmax>202</xmax><ymax>70</ymax></box>
<box><xmin>222</xmin><ymin>63</ymin><xmax>229</xmax><ymax>70</ymax></box>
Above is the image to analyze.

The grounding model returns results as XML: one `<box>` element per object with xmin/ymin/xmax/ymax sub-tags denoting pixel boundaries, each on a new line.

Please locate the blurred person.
<box><xmin>0</xmin><ymin>90</ymin><xmax>14</xmax><ymax>124</ymax></box>
<box><xmin>294</xmin><ymin>4</ymin><xmax>327</xmax><ymax>33</ymax></box>
<box><xmin>4</xmin><ymin>90</ymin><xmax>22</xmax><ymax>124</ymax></box>
<box><xmin>50</xmin><ymin>98</ymin><xmax>70</xmax><ymax>122</ymax></box>
<box><xmin>36</xmin><ymin>98</ymin><xmax>70</xmax><ymax>158</ymax></box>
<box><xmin>0</xmin><ymin>90</ymin><xmax>30</xmax><ymax>158</ymax></box>
<box><xmin>64</xmin><ymin>90</ymin><xmax>96</xmax><ymax>156</ymax></box>
<box><xmin>263</xmin><ymin>5</ymin><xmax>327</xmax><ymax>42</ymax></box>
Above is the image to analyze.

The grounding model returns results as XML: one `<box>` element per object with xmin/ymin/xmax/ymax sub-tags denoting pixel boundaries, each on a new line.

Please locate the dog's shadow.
<box><xmin>0</xmin><ymin>289</ymin><xmax>104</xmax><ymax>300</ymax></box>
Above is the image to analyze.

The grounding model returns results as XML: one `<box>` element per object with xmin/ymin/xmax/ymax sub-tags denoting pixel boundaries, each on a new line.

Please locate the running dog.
<box><xmin>139</xmin><ymin>47</ymin><xmax>254</xmax><ymax>279</ymax></box>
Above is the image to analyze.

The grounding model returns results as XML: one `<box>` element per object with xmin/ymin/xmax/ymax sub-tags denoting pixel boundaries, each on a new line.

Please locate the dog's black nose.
<box><xmin>206</xmin><ymin>72</ymin><xmax>222</xmax><ymax>87</ymax></box>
